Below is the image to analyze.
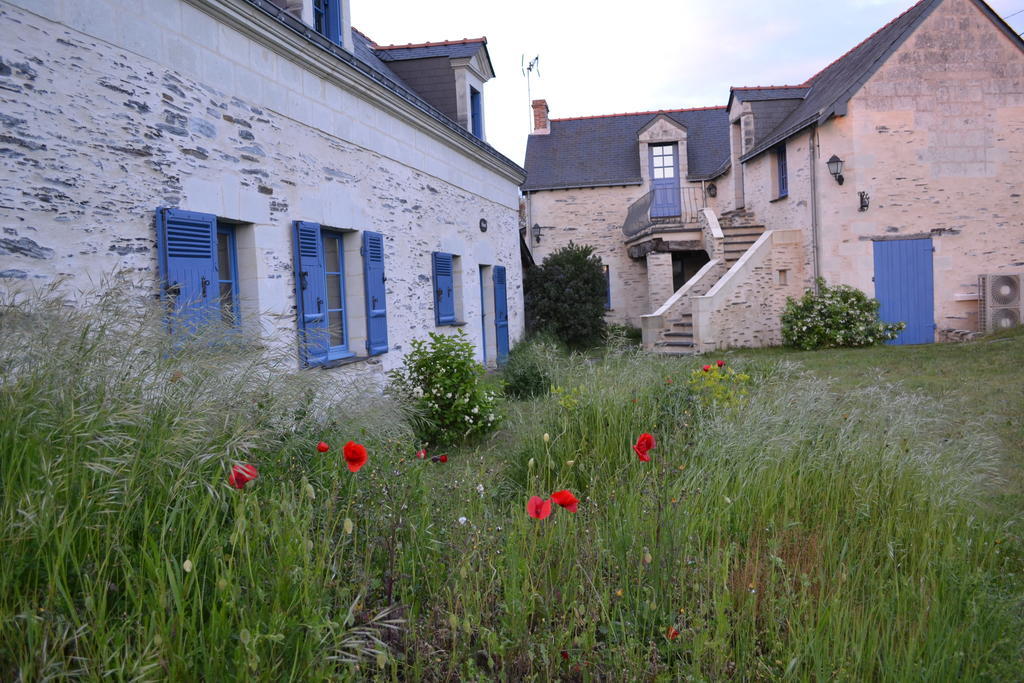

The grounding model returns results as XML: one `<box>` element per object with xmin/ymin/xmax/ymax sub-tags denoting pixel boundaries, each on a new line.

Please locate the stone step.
<box><xmin>664</xmin><ymin>331</ymin><xmax>693</xmax><ymax>339</ymax></box>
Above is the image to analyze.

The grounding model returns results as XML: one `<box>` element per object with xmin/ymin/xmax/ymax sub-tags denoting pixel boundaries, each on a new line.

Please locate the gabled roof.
<box><xmin>740</xmin><ymin>0</ymin><xmax>940</xmax><ymax>161</ymax></box>
<box><xmin>372</xmin><ymin>38</ymin><xmax>488</xmax><ymax>62</ymax></box>
<box><xmin>728</xmin><ymin>86</ymin><xmax>810</xmax><ymax>109</ymax></box>
<box><xmin>522</xmin><ymin>107</ymin><xmax>730</xmax><ymax>192</ymax></box>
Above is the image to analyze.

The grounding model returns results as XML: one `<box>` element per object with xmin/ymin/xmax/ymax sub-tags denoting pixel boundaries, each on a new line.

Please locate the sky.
<box><xmin>354</xmin><ymin>0</ymin><xmax>1024</xmax><ymax>167</ymax></box>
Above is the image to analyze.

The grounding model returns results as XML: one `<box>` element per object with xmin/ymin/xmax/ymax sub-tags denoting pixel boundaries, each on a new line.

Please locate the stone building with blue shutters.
<box><xmin>0</xmin><ymin>0</ymin><xmax>526</xmax><ymax>374</ymax></box>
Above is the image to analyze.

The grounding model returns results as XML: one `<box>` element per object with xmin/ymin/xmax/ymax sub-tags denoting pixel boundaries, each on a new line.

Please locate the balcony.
<box><xmin>622</xmin><ymin>186</ymin><xmax>705</xmax><ymax>239</ymax></box>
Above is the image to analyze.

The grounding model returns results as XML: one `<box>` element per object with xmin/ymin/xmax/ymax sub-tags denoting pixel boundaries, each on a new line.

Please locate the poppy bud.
<box><xmin>317</xmin><ymin>441</ymin><xmax>329</xmax><ymax>453</ymax></box>
<box><xmin>543</xmin><ymin>433</ymin><xmax>550</xmax><ymax>443</ymax></box>
<box><xmin>182</xmin><ymin>559</ymin><xmax>193</xmax><ymax>573</ymax></box>
<box><xmin>343</xmin><ymin>518</ymin><xmax>354</xmax><ymax>534</ymax></box>
<box><xmin>642</xmin><ymin>547</ymin><xmax>653</xmax><ymax>565</ymax></box>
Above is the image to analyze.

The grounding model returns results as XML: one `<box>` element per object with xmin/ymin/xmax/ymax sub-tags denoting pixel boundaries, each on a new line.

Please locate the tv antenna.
<box><xmin>522</xmin><ymin>55</ymin><xmax>540</xmax><ymax>128</ymax></box>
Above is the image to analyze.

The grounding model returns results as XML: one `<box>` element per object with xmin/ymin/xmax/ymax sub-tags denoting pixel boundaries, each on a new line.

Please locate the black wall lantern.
<box><xmin>858</xmin><ymin>191</ymin><xmax>870</xmax><ymax>212</ymax></box>
<box><xmin>531</xmin><ymin>223</ymin><xmax>542</xmax><ymax>244</ymax></box>
<box><xmin>826</xmin><ymin>155</ymin><xmax>845</xmax><ymax>185</ymax></box>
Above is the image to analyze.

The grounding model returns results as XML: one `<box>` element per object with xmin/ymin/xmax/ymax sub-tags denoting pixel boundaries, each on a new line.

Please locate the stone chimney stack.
<box><xmin>531</xmin><ymin>99</ymin><xmax>550</xmax><ymax>135</ymax></box>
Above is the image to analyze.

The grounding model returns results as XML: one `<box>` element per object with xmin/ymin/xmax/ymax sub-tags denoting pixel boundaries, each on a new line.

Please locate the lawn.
<box><xmin>1</xmin><ymin>290</ymin><xmax>1021</xmax><ymax>680</ymax></box>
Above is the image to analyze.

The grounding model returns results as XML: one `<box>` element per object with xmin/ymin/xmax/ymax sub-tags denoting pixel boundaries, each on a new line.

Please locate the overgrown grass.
<box><xmin>2</xmin><ymin>288</ymin><xmax>1021</xmax><ymax>679</ymax></box>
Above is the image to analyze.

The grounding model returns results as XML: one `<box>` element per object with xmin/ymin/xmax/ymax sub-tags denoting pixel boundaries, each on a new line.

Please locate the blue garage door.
<box><xmin>873</xmin><ymin>238</ymin><xmax>935</xmax><ymax>345</ymax></box>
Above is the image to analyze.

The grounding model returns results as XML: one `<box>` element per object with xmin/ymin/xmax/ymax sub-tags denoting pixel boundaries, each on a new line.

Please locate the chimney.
<box><xmin>531</xmin><ymin>99</ymin><xmax>550</xmax><ymax>135</ymax></box>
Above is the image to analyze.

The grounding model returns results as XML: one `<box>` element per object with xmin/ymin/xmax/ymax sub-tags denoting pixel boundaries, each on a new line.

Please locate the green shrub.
<box><xmin>782</xmin><ymin>277</ymin><xmax>905</xmax><ymax>350</ymax></box>
<box><xmin>606</xmin><ymin>323</ymin><xmax>642</xmax><ymax>346</ymax></box>
<box><xmin>387</xmin><ymin>329</ymin><xmax>499</xmax><ymax>445</ymax></box>
<box><xmin>501</xmin><ymin>337</ymin><xmax>559</xmax><ymax>399</ymax></box>
<box><xmin>524</xmin><ymin>242</ymin><xmax>607</xmax><ymax>348</ymax></box>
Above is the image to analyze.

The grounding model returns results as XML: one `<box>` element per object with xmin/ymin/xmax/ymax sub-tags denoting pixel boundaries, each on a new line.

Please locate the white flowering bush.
<box><xmin>782</xmin><ymin>278</ymin><xmax>905</xmax><ymax>350</ymax></box>
<box><xmin>387</xmin><ymin>329</ymin><xmax>500</xmax><ymax>445</ymax></box>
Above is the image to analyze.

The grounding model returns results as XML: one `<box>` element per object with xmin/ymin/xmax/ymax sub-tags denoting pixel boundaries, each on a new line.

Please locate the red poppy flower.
<box><xmin>317</xmin><ymin>441</ymin><xmax>330</xmax><ymax>453</ymax></box>
<box><xmin>527</xmin><ymin>496</ymin><xmax>552</xmax><ymax>520</ymax></box>
<box><xmin>343</xmin><ymin>441</ymin><xmax>368</xmax><ymax>473</ymax></box>
<box><xmin>560</xmin><ymin>650</ymin><xmax>569</xmax><ymax>661</ymax></box>
<box><xmin>702</xmin><ymin>364</ymin><xmax>711</xmax><ymax>372</ymax></box>
<box><xmin>633</xmin><ymin>433</ymin><xmax>655</xmax><ymax>462</ymax></box>
<box><xmin>550</xmin><ymin>489</ymin><xmax>579</xmax><ymax>513</ymax></box>
<box><xmin>416</xmin><ymin>448</ymin><xmax>427</xmax><ymax>459</ymax></box>
<box><xmin>666</xmin><ymin>626</ymin><xmax>680</xmax><ymax>641</ymax></box>
<box><xmin>228</xmin><ymin>463</ymin><xmax>258</xmax><ymax>489</ymax></box>
<box><xmin>717</xmin><ymin>360</ymin><xmax>725</xmax><ymax>368</ymax></box>
<box><xmin>439</xmin><ymin>454</ymin><xmax>448</xmax><ymax>463</ymax></box>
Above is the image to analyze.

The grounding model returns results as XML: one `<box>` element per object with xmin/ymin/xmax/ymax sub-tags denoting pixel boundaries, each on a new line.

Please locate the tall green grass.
<box><xmin>1</xmin><ymin>288</ymin><xmax>1020</xmax><ymax>679</ymax></box>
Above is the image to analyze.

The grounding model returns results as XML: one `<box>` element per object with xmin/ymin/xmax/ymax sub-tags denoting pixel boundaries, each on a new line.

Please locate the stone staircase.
<box><xmin>648</xmin><ymin>219</ymin><xmax>765</xmax><ymax>355</ymax></box>
<box><xmin>723</xmin><ymin>224</ymin><xmax>765</xmax><ymax>265</ymax></box>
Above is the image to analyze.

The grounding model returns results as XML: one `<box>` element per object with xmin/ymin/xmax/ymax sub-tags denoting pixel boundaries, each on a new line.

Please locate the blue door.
<box><xmin>493</xmin><ymin>266</ymin><xmax>509</xmax><ymax>366</ymax></box>
<box><xmin>873</xmin><ymin>238</ymin><xmax>934</xmax><ymax>345</ymax></box>
<box><xmin>649</xmin><ymin>143</ymin><xmax>680</xmax><ymax>218</ymax></box>
<box><xmin>479</xmin><ymin>267</ymin><xmax>488</xmax><ymax>364</ymax></box>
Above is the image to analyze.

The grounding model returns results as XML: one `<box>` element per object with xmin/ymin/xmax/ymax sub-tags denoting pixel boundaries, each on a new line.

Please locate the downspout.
<box><xmin>808</xmin><ymin>127</ymin><xmax>822</xmax><ymax>291</ymax></box>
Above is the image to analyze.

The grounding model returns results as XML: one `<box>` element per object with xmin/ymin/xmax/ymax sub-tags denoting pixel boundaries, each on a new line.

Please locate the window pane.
<box><xmin>324</xmin><ymin>237</ymin><xmax>340</xmax><ymax>273</ymax></box>
<box><xmin>663</xmin><ymin>167</ymin><xmax>674</xmax><ymax>178</ymax></box>
<box><xmin>217</xmin><ymin>232</ymin><xmax>230</xmax><ymax>277</ymax></box>
<box><xmin>328</xmin><ymin>310</ymin><xmax>344</xmax><ymax>346</ymax></box>
<box><xmin>219</xmin><ymin>282</ymin><xmax>234</xmax><ymax>324</ymax></box>
<box><xmin>653</xmin><ymin>168</ymin><xmax>664</xmax><ymax>179</ymax></box>
<box><xmin>326</xmin><ymin>273</ymin><xmax>342</xmax><ymax>310</ymax></box>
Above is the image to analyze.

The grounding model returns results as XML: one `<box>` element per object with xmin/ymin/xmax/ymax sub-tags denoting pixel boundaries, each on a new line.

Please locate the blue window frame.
<box><xmin>470</xmin><ymin>87</ymin><xmax>483</xmax><ymax>138</ymax></box>
<box><xmin>216</xmin><ymin>222</ymin><xmax>240</xmax><ymax>326</ymax></box>
<box><xmin>313</xmin><ymin>0</ymin><xmax>342</xmax><ymax>44</ymax></box>
<box><xmin>321</xmin><ymin>231</ymin><xmax>351</xmax><ymax>358</ymax></box>
<box><xmin>775</xmin><ymin>143</ymin><xmax>788</xmax><ymax>198</ymax></box>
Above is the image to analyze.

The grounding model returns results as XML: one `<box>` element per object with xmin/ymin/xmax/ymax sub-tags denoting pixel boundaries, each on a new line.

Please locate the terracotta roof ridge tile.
<box><xmin>371</xmin><ymin>36</ymin><xmax>487</xmax><ymax>50</ymax></box>
<box><xmin>800</xmin><ymin>0</ymin><xmax>930</xmax><ymax>85</ymax></box>
<box><xmin>730</xmin><ymin>85</ymin><xmax>807</xmax><ymax>91</ymax></box>
<box><xmin>551</xmin><ymin>105</ymin><xmax>726</xmax><ymax>122</ymax></box>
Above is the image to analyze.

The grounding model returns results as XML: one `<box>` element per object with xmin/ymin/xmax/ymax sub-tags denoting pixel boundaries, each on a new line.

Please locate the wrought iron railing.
<box><xmin>622</xmin><ymin>186</ymin><xmax>705</xmax><ymax>238</ymax></box>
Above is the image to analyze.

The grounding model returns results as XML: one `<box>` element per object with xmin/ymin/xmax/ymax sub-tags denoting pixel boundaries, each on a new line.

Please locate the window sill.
<box><xmin>770</xmin><ymin>193</ymin><xmax>789</xmax><ymax>203</ymax></box>
<box><xmin>319</xmin><ymin>355</ymin><xmax>373</xmax><ymax>369</ymax></box>
<box><xmin>438</xmin><ymin>321</ymin><xmax>468</xmax><ymax>327</ymax></box>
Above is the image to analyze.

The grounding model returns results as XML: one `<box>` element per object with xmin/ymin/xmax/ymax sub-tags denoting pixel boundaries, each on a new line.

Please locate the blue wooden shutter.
<box><xmin>293</xmin><ymin>221</ymin><xmax>329</xmax><ymax>366</ymax></box>
<box><xmin>156</xmin><ymin>208</ymin><xmax>218</xmax><ymax>334</ymax></box>
<box><xmin>433</xmin><ymin>252</ymin><xmax>455</xmax><ymax>325</ymax></box>
<box><xmin>362</xmin><ymin>231</ymin><xmax>388</xmax><ymax>356</ymax></box>
<box><xmin>493</xmin><ymin>265</ymin><xmax>509</xmax><ymax>366</ymax></box>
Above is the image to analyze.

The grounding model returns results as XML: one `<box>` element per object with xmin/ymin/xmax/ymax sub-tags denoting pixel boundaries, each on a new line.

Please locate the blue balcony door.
<box><xmin>873</xmin><ymin>238</ymin><xmax>935</xmax><ymax>345</ymax></box>
<box><xmin>649</xmin><ymin>143</ymin><xmax>680</xmax><ymax>218</ymax></box>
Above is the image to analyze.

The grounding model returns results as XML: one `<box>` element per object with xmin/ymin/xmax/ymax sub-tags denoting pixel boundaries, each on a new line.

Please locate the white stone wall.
<box><xmin>0</xmin><ymin>0</ymin><xmax>525</xmax><ymax>374</ymax></box>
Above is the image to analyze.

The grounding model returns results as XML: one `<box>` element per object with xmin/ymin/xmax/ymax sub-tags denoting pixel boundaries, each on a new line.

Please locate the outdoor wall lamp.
<box><xmin>859</xmin><ymin>191</ymin><xmax>870</xmax><ymax>211</ymax></box>
<box><xmin>826</xmin><ymin>154</ymin><xmax>845</xmax><ymax>185</ymax></box>
<box><xmin>531</xmin><ymin>223</ymin><xmax>542</xmax><ymax>244</ymax></box>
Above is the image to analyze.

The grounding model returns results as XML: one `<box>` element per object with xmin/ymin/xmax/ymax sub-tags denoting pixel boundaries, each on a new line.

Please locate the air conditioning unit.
<box><xmin>978</xmin><ymin>273</ymin><xmax>1022</xmax><ymax>332</ymax></box>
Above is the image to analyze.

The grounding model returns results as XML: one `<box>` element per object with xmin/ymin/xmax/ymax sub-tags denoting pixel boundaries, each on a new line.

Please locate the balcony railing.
<box><xmin>622</xmin><ymin>186</ymin><xmax>705</xmax><ymax>238</ymax></box>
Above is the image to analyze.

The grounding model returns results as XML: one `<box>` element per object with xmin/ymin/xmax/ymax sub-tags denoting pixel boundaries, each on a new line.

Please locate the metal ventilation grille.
<box><xmin>990</xmin><ymin>274</ymin><xmax>1020</xmax><ymax>306</ymax></box>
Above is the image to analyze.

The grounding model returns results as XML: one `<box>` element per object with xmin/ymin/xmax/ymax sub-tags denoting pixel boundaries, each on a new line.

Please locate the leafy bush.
<box><xmin>524</xmin><ymin>242</ymin><xmax>607</xmax><ymax>348</ymax></box>
<box><xmin>688</xmin><ymin>360</ymin><xmax>750</xmax><ymax>407</ymax></box>
<box><xmin>502</xmin><ymin>337</ymin><xmax>558</xmax><ymax>399</ymax></box>
<box><xmin>387</xmin><ymin>329</ymin><xmax>499</xmax><ymax>445</ymax></box>
<box><xmin>782</xmin><ymin>278</ymin><xmax>905</xmax><ymax>350</ymax></box>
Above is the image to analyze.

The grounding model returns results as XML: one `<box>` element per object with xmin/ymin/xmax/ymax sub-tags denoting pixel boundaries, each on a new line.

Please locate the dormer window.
<box><xmin>313</xmin><ymin>0</ymin><xmax>342</xmax><ymax>44</ymax></box>
<box><xmin>470</xmin><ymin>87</ymin><xmax>483</xmax><ymax>138</ymax></box>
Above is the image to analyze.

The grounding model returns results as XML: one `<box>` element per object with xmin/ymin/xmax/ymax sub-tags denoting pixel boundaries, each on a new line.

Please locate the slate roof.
<box><xmin>729</xmin><ymin>86</ymin><xmax>810</xmax><ymax>106</ymax></box>
<box><xmin>372</xmin><ymin>39</ymin><xmax>488</xmax><ymax>63</ymax></box>
<box><xmin>522</xmin><ymin>107</ymin><xmax>731</xmax><ymax>192</ymax></box>
<box><xmin>740</xmin><ymin>0</ymin><xmax>942</xmax><ymax>161</ymax></box>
